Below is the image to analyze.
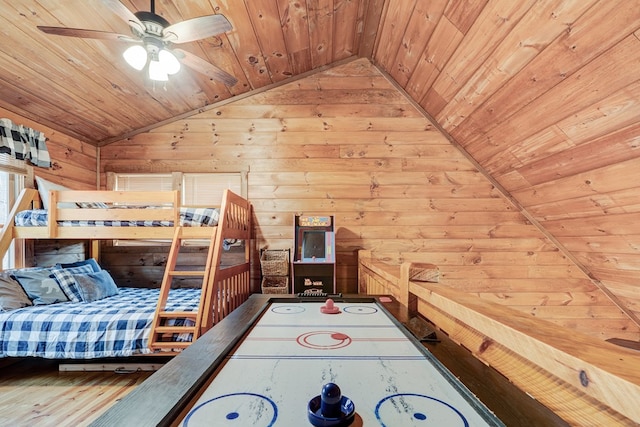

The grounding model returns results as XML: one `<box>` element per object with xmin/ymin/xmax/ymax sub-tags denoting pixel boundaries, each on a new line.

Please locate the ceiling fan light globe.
<box><xmin>123</xmin><ymin>45</ymin><xmax>147</xmax><ymax>71</ymax></box>
<box><xmin>159</xmin><ymin>50</ymin><xmax>181</xmax><ymax>75</ymax></box>
<box><xmin>149</xmin><ymin>60</ymin><xmax>169</xmax><ymax>81</ymax></box>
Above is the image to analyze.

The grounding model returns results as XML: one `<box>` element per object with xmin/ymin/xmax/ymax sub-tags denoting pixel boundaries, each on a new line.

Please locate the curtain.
<box><xmin>0</xmin><ymin>118</ymin><xmax>51</xmax><ymax>168</ymax></box>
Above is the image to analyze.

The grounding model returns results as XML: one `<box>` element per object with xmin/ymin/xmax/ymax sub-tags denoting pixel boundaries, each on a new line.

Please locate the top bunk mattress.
<box><xmin>15</xmin><ymin>207</ymin><xmax>220</xmax><ymax>228</ymax></box>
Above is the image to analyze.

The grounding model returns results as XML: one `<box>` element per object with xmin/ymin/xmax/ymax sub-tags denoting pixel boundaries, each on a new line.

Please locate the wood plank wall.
<box><xmin>100</xmin><ymin>58</ymin><xmax>639</xmax><ymax>342</ymax></box>
<box><xmin>0</xmin><ymin>106</ymin><xmax>97</xmax><ymax>190</ymax></box>
<box><xmin>371</xmin><ymin>0</ymin><xmax>640</xmax><ymax>337</ymax></box>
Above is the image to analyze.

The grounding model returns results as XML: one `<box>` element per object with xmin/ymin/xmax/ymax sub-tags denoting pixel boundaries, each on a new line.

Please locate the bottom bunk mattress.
<box><xmin>0</xmin><ymin>287</ymin><xmax>200</xmax><ymax>359</ymax></box>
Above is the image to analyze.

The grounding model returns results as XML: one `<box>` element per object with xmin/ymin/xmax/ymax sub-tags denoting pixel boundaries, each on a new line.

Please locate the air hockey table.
<box><xmin>92</xmin><ymin>294</ymin><xmax>505</xmax><ymax>427</ymax></box>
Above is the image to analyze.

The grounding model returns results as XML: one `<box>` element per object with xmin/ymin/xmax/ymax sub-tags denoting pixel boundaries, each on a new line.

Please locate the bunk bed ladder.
<box><xmin>148</xmin><ymin>226</ymin><xmax>217</xmax><ymax>351</ymax></box>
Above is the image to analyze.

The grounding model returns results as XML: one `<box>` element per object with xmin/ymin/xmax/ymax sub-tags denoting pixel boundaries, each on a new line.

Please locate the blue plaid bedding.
<box><xmin>0</xmin><ymin>287</ymin><xmax>200</xmax><ymax>359</ymax></box>
<box><xmin>14</xmin><ymin>207</ymin><xmax>220</xmax><ymax>227</ymax></box>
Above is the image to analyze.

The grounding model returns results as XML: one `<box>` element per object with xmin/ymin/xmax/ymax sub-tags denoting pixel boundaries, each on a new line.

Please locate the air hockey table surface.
<box><xmin>92</xmin><ymin>295</ymin><xmax>505</xmax><ymax>427</ymax></box>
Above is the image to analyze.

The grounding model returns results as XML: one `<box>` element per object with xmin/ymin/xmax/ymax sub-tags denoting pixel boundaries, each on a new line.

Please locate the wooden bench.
<box><xmin>357</xmin><ymin>249</ymin><xmax>640</xmax><ymax>426</ymax></box>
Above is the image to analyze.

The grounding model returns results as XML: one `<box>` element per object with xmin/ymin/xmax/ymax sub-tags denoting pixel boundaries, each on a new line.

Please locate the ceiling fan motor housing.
<box><xmin>132</xmin><ymin>11</ymin><xmax>170</xmax><ymax>38</ymax></box>
<box><xmin>131</xmin><ymin>11</ymin><xmax>172</xmax><ymax>61</ymax></box>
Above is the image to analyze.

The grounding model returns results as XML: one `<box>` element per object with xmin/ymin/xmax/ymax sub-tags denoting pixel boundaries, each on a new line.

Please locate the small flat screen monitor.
<box><xmin>302</xmin><ymin>230</ymin><xmax>326</xmax><ymax>261</ymax></box>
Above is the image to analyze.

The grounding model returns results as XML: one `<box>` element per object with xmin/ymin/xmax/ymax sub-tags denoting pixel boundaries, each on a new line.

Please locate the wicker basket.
<box><xmin>260</xmin><ymin>250</ymin><xmax>289</xmax><ymax>276</ymax></box>
<box><xmin>261</xmin><ymin>276</ymin><xmax>289</xmax><ymax>294</ymax></box>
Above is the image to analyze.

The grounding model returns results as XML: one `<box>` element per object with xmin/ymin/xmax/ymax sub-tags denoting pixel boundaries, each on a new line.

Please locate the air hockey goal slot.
<box><xmin>405</xmin><ymin>316</ymin><xmax>440</xmax><ymax>343</ymax></box>
<box><xmin>296</xmin><ymin>292</ymin><xmax>343</xmax><ymax>298</ymax></box>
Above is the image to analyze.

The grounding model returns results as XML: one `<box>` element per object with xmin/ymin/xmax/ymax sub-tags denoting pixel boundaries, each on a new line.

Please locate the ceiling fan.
<box><xmin>37</xmin><ymin>0</ymin><xmax>238</xmax><ymax>86</ymax></box>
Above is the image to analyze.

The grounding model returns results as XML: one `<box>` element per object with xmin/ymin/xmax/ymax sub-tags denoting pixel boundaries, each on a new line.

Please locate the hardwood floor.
<box><xmin>0</xmin><ymin>358</ymin><xmax>166</xmax><ymax>426</ymax></box>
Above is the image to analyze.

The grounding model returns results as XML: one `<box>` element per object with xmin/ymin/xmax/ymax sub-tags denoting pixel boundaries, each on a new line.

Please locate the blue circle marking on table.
<box><xmin>343</xmin><ymin>305</ymin><xmax>378</xmax><ymax>314</ymax></box>
<box><xmin>183</xmin><ymin>392</ymin><xmax>278</xmax><ymax>426</ymax></box>
<box><xmin>374</xmin><ymin>393</ymin><xmax>469</xmax><ymax>427</ymax></box>
<box><xmin>271</xmin><ymin>305</ymin><xmax>306</xmax><ymax>314</ymax></box>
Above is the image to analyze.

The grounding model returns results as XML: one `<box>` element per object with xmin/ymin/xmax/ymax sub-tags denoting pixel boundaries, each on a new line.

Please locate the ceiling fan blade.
<box><xmin>37</xmin><ymin>26</ymin><xmax>139</xmax><ymax>42</ymax></box>
<box><xmin>174</xmin><ymin>48</ymin><xmax>238</xmax><ymax>86</ymax></box>
<box><xmin>101</xmin><ymin>0</ymin><xmax>145</xmax><ymax>33</ymax></box>
<box><xmin>163</xmin><ymin>14</ymin><xmax>232</xmax><ymax>44</ymax></box>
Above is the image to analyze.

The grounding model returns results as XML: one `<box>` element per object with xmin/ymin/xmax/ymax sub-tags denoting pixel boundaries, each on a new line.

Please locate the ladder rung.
<box><xmin>168</xmin><ymin>270</ymin><xmax>206</xmax><ymax>276</ymax></box>
<box><xmin>153</xmin><ymin>326</ymin><xmax>197</xmax><ymax>334</ymax></box>
<box><xmin>158</xmin><ymin>311</ymin><xmax>197</xmax><ymax>318</ymax></box>
<box><xmin>150</xmin><ymin>341</ymin><xmax>191</xmax><ymax>349</ymax></box>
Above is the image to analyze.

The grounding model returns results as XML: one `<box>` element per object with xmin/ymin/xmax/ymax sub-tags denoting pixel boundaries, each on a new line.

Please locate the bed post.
<box><xmin>89</xmin><ymin>240</ymin><xmax>100</xmax><ymax>263</ymax></box>
<box><xmin>47</xmin><ymin>190</ymin><xmax>58</xmax><ymax>238</ymax></box>
<box><xmin>0</xmin><ymin>188</ymin><xmax>38</xmax><ymax>267</ymax></box>
<box><xmin>399</xmin><ymin>262</ymin><xmax>410</xmax><ymax>307</ymax></box>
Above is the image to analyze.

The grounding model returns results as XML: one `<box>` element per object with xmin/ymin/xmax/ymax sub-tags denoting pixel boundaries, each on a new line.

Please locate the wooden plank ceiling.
<box><xmin>2</xmin><ymin>1</ymin><xmax>640</xmax><ymax>330</ymax></box>
<box><xmin>0</xmin><ymin>0</ymin><xmax>382</xmax><ymax>144</ymax></box>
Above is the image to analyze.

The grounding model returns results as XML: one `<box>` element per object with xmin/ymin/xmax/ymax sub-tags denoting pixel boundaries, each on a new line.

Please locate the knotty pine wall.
<box><xmin>370</xmin><ymin>1</ymin><xmax>640</xmax><ymax>340</ymax></box>
<box><xmin>0</xmin><ymin>106</ymin><xmax>97</xmax><ymax>190</ymax></box>
<box><xmin>100</xmin><ymin>58</ymin><xmax>639</xmax><ymax>342</ymax></box>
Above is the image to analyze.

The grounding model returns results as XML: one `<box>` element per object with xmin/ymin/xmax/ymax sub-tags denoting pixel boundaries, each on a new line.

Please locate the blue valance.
<box><xmin>0</xmin><ymin>118</ymin><xmax>51</xmax><ymax>168</ymax></box>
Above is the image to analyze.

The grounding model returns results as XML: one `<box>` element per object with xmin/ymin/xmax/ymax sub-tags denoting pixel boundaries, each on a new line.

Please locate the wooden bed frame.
<box><xmin>1</xmin><ymin>188</ymin><xmax>213</xmax><ymax>242</ymax></box>
<box><xmin>357</xmin><ymin>250</ymin><xmax>640</xmax><ymax>426</ymax></box>
<box><xmin>0</xmin><ymin>188</ymin><xmax>253</xmax><ymax>353</ymax></box>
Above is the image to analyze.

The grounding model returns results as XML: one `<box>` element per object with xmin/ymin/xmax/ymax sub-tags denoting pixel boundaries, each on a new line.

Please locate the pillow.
<box><xmin>11</xmin><ymin>269</ymin><xmax>69</xmax><ymax>305</ymax></box>
<box><xmin>0</xmin><ymin>272</ymin><xmax>32</xmax><ymax>311</ymax></box>
<box><xmin>77</xmin><ymin>201</ymin><xmax>109</xmax><ymax>209</ymax></box>
<box><xmin>72</xmin><ymin>270</ymin><xmax>118</xmax><ymax>302</ymax></box>
<box><xmin>35</xmin><ymin>175</ymin><xmax>77</xmax><ymax>210</ymax></box>
<box><xmin>2</xmin><ymin>266</ymin><xmax>46</xmax><ymax>275</ymax></box>
<box><xmin>50</xmin><ymin>268</ymin><xmax>83</xmax><ymax>303</ymax></box>
<box><xmin>55</xmin><ymin>263</ymin><xmax>94</xmax><ymax>275</ymax></box>
<box><xmin>180</xmin><ymin>208</ymin><xmax>220</xmax><ymax>227</ymax></box>
<box><xmin>56</xmin><ymin>258</ymin><xmax>101</xmax><ymax>273</ymax></box>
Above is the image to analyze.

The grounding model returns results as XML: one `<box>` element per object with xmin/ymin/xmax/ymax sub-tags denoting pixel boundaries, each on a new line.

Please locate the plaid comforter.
<box><xmin>15</xmin><ymin>207</ymin><xmax>220</xmax><ymax>227</ymax></box>
<box><xmin>0</xmin><ymin>287</ymin><xmax>200</xmax><ymax>359</ymax></box>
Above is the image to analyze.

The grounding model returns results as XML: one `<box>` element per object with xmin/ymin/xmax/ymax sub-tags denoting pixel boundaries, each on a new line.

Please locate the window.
<box><xmin>0</xmin><ymin>154</ymin><xmax>27</xmax><ymax>269</ymax></box>
<box><xmin>114</xmin><ymin>173</ymin><xmax>174</xmax><ymax>192</ymax></box>
<box><xmin>108</xmin><ymin>171</ymin><xmax>245</xmax><ymax>246</ymax></box>
<box><xmin>182</xmin><ymin>173</ymin><xmax>243</xmax><ymax>206</ymax></box>
<box><xmin>111</xmin><ymin>172</ymin><xmax>244</xmax><ymax>206</ymax></box>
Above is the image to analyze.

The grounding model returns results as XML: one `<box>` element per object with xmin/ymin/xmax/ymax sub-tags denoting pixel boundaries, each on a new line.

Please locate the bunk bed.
<box><xmin>0</xmin><ymin>187</ymin><xmax>252</xmax><ymax>359</ymax></box>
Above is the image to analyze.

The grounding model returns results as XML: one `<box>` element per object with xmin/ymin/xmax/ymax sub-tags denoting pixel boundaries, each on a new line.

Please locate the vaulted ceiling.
<box><xmin>3</xmin><ymin>1</ymin><xmax>640</xmax><ymax>327</ymax></box>
<box><xmin>0</xmin><ymin>0</ymin><xmax>383</xmax><ymax>144</ymax></box>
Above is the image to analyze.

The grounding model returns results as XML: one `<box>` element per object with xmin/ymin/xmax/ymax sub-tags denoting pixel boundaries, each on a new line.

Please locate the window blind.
<box><xmin>182</xmin><ymin>173</ymin><xmax>242</xmax><ymax>206</ymax></box>
<box><xmin>109</xmin><ymin>172</ymin><xmax>242</xmax><ymax>246</ymax></box>
<box><xmin>0</xmin><ymin>153</ymin><xmax>29</xmax><ymax>175</ymax></box>
<box><xmin>114</xmin><ymin>173</ymin><xmax>173</xmax><ymax>191</ymax></box>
